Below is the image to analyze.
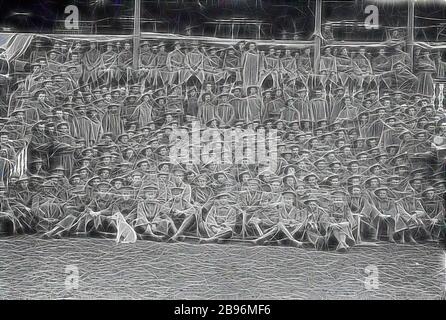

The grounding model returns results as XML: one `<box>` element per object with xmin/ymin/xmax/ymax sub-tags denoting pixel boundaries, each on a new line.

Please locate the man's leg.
<box><xmin>135</xmin><ymin>224</ymin><xmax>164</xmax><ymax>241</ymax></box>
<box><xmin>404</xmin><ymin>228</ymin><xmax>418</xmax><ymax>244</ymax></box>
<box><xmin>251</xmin><ymin>225</ymin><xmax>279</xmax><ymax>245</ymax></box>
<box><xmin>199</xmin><ymin>229</ymin><xmax>233</xmax><ymax>244</ymax></box>
<box><xmin>170</xmin><ymin>213</ymin><xmax>198</xmax><ymax>241</ymax></box>
<box><xmin>277</xmin><ymin>223</ymin><xmax>303</xmax><ymax>247</ymax></box>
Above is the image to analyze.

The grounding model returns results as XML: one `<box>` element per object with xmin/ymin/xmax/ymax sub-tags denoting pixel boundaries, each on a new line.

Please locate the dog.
<box><xmin>113</xmin><ymin>211</ymin><xmax>137</xmax><ymax>244</ymax></box>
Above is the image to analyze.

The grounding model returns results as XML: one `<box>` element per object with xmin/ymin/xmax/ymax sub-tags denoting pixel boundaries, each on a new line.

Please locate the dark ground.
<box><xmin>0</xmin><ymin>235</ymin><xmax>444</xmax><ymax>299</ymax></box>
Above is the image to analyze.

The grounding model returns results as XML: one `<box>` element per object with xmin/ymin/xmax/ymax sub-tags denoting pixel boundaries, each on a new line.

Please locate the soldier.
<box><xmin>116</xmin><ymin>42</ymin><xmax>133</xmax><ymax>85</ymax></box>
<box><xmin>132</xmin><ymin>185</ymin><xmax>175</xmax><ymax>240</ymax></box>
<box><xmin>82</xmin><ymin>41</ymin><xmax>102</xmax><ymax>87</ymax></box>
<box><xmin>100</xmin><ymin>42</ymin><xmax>118</xmax><ymax>86</ymax></box>
<box><xmin>325</xmin><ymin>190</ymin><xmax>356</xmax><ymax>251</ymax></box>
<box><xmin>166</xmin><ymin>41</ymin><xmax>185</xmax><ymax>85</ymax></box>
<box><xmin>199</xmin><ymin>193</ymin><xmax>238</xmax><ymax>244</ymax></box>
<box><xmin>183</xmin><ymin>41</ymin><xmax>204</xmax><ymax>84</ymax></box>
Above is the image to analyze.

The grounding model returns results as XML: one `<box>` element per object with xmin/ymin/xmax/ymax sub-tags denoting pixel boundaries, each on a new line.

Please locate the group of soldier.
<box><xmin>0</xmin><ymin>37</ymin><xmax>444</xmax><ymax>251</ymax></box>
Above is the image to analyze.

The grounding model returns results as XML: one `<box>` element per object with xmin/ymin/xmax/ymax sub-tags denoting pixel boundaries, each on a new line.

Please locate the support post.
<box><xmin>314</xmin><ymin>0</ymin><xmax>322</xmax><ymax>74</ymax></box>
<box><xmin>133</xmin><ymin>0</ymin><xmax>141</xmax><ymax>70</ymax></box>
<box><xmin>407</xmin><ymin>0</ymin><xmax>415</xmax><ymax>71</ymax></box>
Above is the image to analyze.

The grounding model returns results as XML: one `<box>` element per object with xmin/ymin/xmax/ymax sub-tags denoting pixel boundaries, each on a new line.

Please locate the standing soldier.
<box><xmin>203</xmin><ymin>46</ymin><xmax>224</xmax><ymax>84</ymax></box>
<box><xmin>215</xmin><ymin>93</ymin><xmax>235</xmax><ymax>127</ymax></box>
<box><xmin>82</xmin><ymin>41</ymin><xmax>102</xmax><ymax>87</ymax></box>
<box><xmin>198</xmin><ymin>92</ymin><xmax>215</xmax><ymax>125</ymax></box>
<box><xmin>116</xmin><ymin>42</ymin><xmax>133</xmax><ymax>85</ymax></box>
<box><xmin>184</xmin><ymin>41</ymin><xmax>205</xmax><ymax>84</ymax></box>
<box><xmin>166</xmin><ymin>41</ymin><xmax>185</xmax><ymax>85</ymax></box>
<box><xmin>100</xmin><ymin>42</ymin><xmax>118</xmax><ymax>87</ymax></box>
<box><xmin>241</xmin><ymin>42</ymin><xmax>261</xmax><ymax>88</ymax></box>
<box><xmin>223</xmin><ymin>46</ymin><xmax>241</xmax><ymax>83</ymax></box>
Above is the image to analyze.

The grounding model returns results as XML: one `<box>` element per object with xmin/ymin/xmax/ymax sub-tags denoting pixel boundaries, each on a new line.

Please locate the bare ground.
<box><xmin>0</xmin><ymin>235</ymin><xmax>444</xmax><ymax>300</ymax></box>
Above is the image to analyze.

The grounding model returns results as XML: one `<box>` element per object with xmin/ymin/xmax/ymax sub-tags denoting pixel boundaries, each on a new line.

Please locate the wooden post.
<box><xmin>314</xmin><ymin>0</ymin><xmax>322</xmax><ymax>74</ymax></box>
<box><xmin>407</xmin><ymin>0</ymin><xmax>415</xmax><ymax>71</ymax></box>
<box><xmin>133</xmin><ymin>0</ymin><xmax>141</xmax><ymax>70</ymax></box>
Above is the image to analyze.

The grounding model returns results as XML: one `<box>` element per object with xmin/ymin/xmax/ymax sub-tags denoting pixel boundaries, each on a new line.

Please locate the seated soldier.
<box><xmin>300</xmin><ymin>198</ymin><xmax>330</xmax><ymax>250</ymax></box>
<box><xmin>166</xmin><ymin>186</ymin><xmax>200</xmax><ymax>242</ymax></box>
<box><xmin>371</xmin><ymin>187</ymin><xmax>408</xmax><ymax>243</ymax></box>
<box><xmin>325</xmin><ymin>191</ymin><xmax>356</xmax><ymax>252</ymax></box>
<box><xmin>420</xmin><ymin>186</ymin><xmax>445</xmax><ymax>241</ymax></box>
<box><xmin>277</xmin><ymin>191</ymin><xmax>307</xmax><ymax>247</ymax></box>
<box><xmin>131</xmin><ymin>185</ymin><xmax>176</xmax><ymax>241</ymax></box>
<box><xmin>246</xmin><ymin>191</ymin><xmax>303</xmax><ymax>247</ymax></box>
<box><xmin>396</xmin><ymin>193</ymin><xmax>426</xmax><ymax>244</ymax></box>
<box><xmin>74</xmin><ymin>182</ymin><xmax>116</xmax><ymax>236</ymax></box>
<box><xmin>199</xmin><ymin>193</ymin><xmax>238</xmax><ymax>244</ymax></box>
<box><xmin>347</xmin><ymin>185</ymin><xmax>376</xmax><ymax>241</ymax></box>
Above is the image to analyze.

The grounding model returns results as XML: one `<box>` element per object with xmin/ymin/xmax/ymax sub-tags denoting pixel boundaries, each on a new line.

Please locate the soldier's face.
<box><xmin>247</xmin><ymin>181</ymin><xmax>258</xmax><ymax>191</ymax></box>
<box><xmin>263</xmin><ymin>177</ymin><xmax>277</xmax><ymax>189</ymax></box>
<box><xmin>412</xmin><ymin>180</ymin><xmax>422</xmax><ymax>189</ymax></box>
<box><xmin>125</xmin><ymin>44</ymin><xmax>130</xmax><ymax>50</ymax></box>
<box><xmin>308</xmin><ymin>202</ymin><xmax>317</xmax><ymax>210</ymax></box>
<box><xmin>216</xmin><ymin>175</ymin><xmax>225</xmax><ymax>183</ymax></box>
<box><xmin>145</xmin><ymin>190</ymin><xmax>157</xmax><ymax>200</ymax></box>
<box><xmin>425</xmin><ymin>191</ymin><xmax>435</xmax><ymax>199</ymax></box>
<box><xmin>197</xmin><ymin>178</ymin><xmax>207</xmax><ymax>187</ymax></box>
<box><xmin>334</xmin><ymin>196</ymin><xmax>343</xmax><ymax>206</ymax></box>
<box><xmin>100</xmin><ymin>171</ymin><xmax>110</xmax><ymax>179</ymax></box>
<box><xmin>368</xmin><ymin>180</ymin><xmax>378</xmax><ymax>188</ymax></box>
<box><xmin>59</xmin><ymin>125</ymin><xmax>69</xmax><ymax>134</ymax></box>
<box><xmin>114</xmin><ymin>181</ymin><xmax>123</xmax><ymax>189</ymax></box>
<box><xmin>417</xmin><ymin>134</ymin><xmax>426</xmax><ymax>141</ymax></box>
<box><xmin>317</xmin><ymin>161</ymin><xmax>327</xmax><ymax>170</ymax></box>
<box><xmin>133</xmin><ymin>175</ymin><xmax>142</xmax><ymax>184</ymax></box>
<box><xmin>372</xmin><ymin>165</ymin><xmax>382</xmax><ymax>174</ymax></box>
<box><xmin>218</xmin><ymin>196</ymin><xmax>229</xmax><ymax>205</ymax></box>
<box><xmin>308</xmin><ymin>177</ymin><xmax>316</xmax><ymax>185</ymax></box>
<box><xmin>330</xmin><ymin>178</ymin><xmax>340</xmax><ymax>186</ymax></box>
<box><xmin>283</xmin><ymin>194</ymin><xmax>294</xmax><ymax>206</ymax></box>
<box><xmin>174</xmin><ymin>171</ymin><xmax>184</xmax><ymax>181</ymax></box>
<box><xmin>378</xmin><ymin>190</ymin><xmax>387</xmax><ymax>199</ymax></box>
<box><xmin>351</xmin><ymin>188</ymin><xmax>361</xmax><ymax>196</ymax></box>
<box><xmin>284</xmin><ymin>177</ymin><xmax>294</xmax><ymax>187</ymax></box>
